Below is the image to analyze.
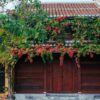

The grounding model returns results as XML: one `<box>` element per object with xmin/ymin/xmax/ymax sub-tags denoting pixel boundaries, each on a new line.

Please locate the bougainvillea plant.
<box><xmin>0</xmin><ymin>0</ymin><xmax>100</xmax><ymax>68</ymax></box>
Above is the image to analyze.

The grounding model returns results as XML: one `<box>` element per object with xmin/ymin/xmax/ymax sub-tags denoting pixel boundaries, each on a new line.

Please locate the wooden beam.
<box><xmin>5</xmin><ymin>64</ymin><xmax>9</xmax><ymax>96</ymax></box>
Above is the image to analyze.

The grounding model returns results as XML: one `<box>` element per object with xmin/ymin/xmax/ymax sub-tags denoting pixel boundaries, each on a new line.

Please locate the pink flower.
<box><xmin>65</xmin><ymin>22</ymin><xmax>69</xmax><ymax>27</ymax></box>
<box><xmin>69</xmin><ymin>50</ymin><xmax>74</xmax><ymax>58</ymax></box>
<box><xmin>56</xmin><ymin>16</ymin><xmax>66</xmax><ymax>21</ymax></box>
<box><xmin>90</xmin><ymin>53</ymin><xmax>94</xmax><ymax>58</ymax></box>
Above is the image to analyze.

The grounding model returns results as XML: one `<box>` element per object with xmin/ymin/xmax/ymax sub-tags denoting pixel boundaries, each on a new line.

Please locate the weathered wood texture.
<box><xmin>14</xmin><ymin>54</ymin><xmax>100</xmax><ymax>93</ymax></box>
<box><xmin>14</xmin><ymin>54</ymin><xmax>78</xmax><ymax>93</ymax></box>
<box><xmin>80</xmin><ymin>55</ymin><xmax>100</xmax><ymax>93</ymax></box>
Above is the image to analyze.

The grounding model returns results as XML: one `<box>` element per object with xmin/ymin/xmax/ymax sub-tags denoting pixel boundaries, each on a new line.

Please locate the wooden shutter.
<box><xmin>14</xmin><ymin>56</ymin><xmax>46</xmax><ymax>93</ymax></box>
<box><xmin>80</xmin><ymin>55</ymin><xmax>100</xmax><ymax>93</ymax></box>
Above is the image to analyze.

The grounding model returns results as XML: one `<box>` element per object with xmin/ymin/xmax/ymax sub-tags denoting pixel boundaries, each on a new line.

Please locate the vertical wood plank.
<box><xmin>52</xmin><ymin>54</ymin><xmax>62</xmax><ymax>92</ymax></box>
<box><xmin>62</xmin><ymin>58</ymin><xmax>73</xmax><ymax>92</ymax></box>
<box><xmin>52</xmin><ymin>63</ymin><xmax>62</xmax><ymax>92</ymax></box>
<box><xmin>46</xmin><ymin>62</ymin><xmax>53</xmax><ymax>92</ymax></box>
<box><xmin>73</xmin><ymin>59</ymin><xmax>79</xmax><ymax>92</ymax></box>
<box><xmin>44</xmin><ymin>63</ymin><xmax>47</xmax><ymax>92</ymax></box>
<box><xmin>78</xmin><ymin>66</ymin><xmax>81</xmax><ymax>93</ymax></box>
<box><xmin>5</xmin><ymin>64</ymin><xmax>8</xmax><ymax>96</ymax></box>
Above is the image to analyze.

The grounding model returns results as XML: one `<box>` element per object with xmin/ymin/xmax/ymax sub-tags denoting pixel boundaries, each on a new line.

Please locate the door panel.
<box><xmin>52</xmin><ymin>61</ymin><xmax>63</xmax><ymax>92</ymax></box>
<box><xmin>46</xmin><ymin>54</ymin><xmax>78</xmax><ymax>93</ymax></box>
<box><xmin>14</xmin><ymin>56</ymin><xmax>45</xmax><ymax>93</ymax></box>
<box><xmin>62</xmin><ymin>59</ymin><xmax>74</xmax><ymax>92</ymax></box>
<box><xmin>80</xmin><ymin>55</ymin><xmax>100</xmax><ymax>93</ymax></box>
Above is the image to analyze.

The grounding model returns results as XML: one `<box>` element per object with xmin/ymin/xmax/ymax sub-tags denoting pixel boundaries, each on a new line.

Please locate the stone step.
<box><xmin>46</xmin><ymin>93</ymin><xmax>78</xmax><ymax>100</ymax></box>
<box><xmin>14</xmin><ymin>93</ymin><xmax>78</xmax><ymax>100</ymax></box>
<box><xmin>14</xmin><ymin>93</ymin><xmax>100</xmax><ymax>100</ymax></box>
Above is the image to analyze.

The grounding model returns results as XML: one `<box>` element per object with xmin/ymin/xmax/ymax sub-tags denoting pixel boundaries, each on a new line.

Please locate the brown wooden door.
<box><xmin>14</xmin><ymin>54</ymin><xmax>78</xmax><ymax>93</ymax></box>
<box><xmin>14</xmin><ymin>56</ymin><xmax>46</xmax><ymax>93</ymax></box>
<box><xmin>46</xmin><ymin>54</ymin><xmax>78</xmax><ymax>93</ymax></box>
<box><xmin>80</xmin><ymin>55</ymin><xmax>100</xmax><ymax>93</ymax></box>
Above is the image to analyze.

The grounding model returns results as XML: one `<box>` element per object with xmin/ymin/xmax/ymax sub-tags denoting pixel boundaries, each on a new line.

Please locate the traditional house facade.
<box><xmin>0</xmin><ymin>1</ymin><xmax>100</xmax><ymax>100</ymax></box>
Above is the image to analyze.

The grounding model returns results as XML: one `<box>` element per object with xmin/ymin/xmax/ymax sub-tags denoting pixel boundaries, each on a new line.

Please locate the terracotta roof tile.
<box><xmin>42</xmin><ymin>3</ymin><xmax>100</xmax><ymax>17</ymax></box>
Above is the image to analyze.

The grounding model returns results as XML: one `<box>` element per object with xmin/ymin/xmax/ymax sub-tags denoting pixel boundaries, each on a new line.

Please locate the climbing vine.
<box><xmin>0</xmin><ymin>0</ymin><xmax>100</xmax><ymax>67</ymax></box>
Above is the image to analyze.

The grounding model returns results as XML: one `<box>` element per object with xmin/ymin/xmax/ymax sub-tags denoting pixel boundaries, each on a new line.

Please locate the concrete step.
<box><xmin>13</xmin><ymin>93</ymin><xmax>100</xmax><ymax>100</ymax></box>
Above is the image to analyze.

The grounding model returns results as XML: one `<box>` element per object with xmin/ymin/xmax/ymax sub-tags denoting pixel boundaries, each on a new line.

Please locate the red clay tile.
<box><xmin>42</xmin><ymin>3</ymin><xmax>100</xmax><ymax>17</ymax></box>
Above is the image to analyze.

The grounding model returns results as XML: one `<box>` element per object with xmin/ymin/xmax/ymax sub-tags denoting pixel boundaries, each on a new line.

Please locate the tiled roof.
<box><xmin>42</xmin><ymin>3</ymin><xmax>100</xmax><ymax>17</ymax></box>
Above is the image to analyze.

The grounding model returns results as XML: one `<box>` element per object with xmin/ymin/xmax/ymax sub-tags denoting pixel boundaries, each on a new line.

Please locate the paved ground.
<box><xmin>13</xmin><ymin>93</ymin><xmax>100</xmax><ymax>100</ymax></box>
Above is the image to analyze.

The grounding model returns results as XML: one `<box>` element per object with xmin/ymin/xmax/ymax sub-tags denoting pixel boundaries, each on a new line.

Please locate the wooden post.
<box><xmin>5</xmin><ymin>64</ymin><xmax>9</xmax><ymax>96</ymax></box>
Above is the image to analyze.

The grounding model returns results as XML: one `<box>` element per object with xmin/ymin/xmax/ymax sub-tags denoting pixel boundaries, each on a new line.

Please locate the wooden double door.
<box><xmin>14</xmin><ymin>54</ymin><xmax>79</xmax><ymax>93</ymax></box>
